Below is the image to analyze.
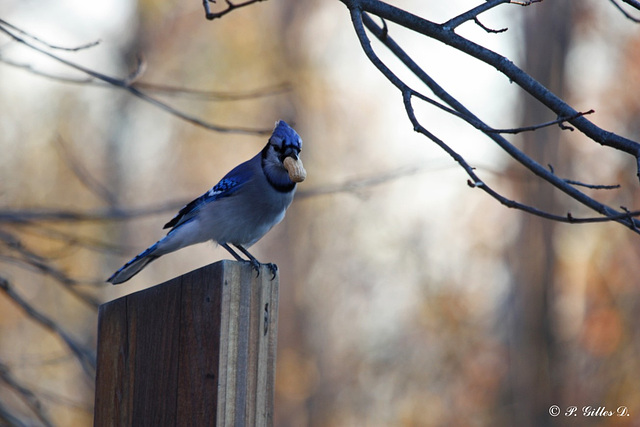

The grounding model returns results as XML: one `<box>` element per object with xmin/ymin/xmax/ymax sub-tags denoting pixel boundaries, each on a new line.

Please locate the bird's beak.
<box><xmin>283</xmin><ymin>146</ymin><xmax>299</xmax><ymax>161</ymax></box>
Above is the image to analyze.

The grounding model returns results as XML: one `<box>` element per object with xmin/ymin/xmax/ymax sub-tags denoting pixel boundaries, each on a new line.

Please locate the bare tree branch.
<box><xmin>0</xmin><ymin>19</ymin><xmax>100</xmax><ymax>51</ymax></box>
<box><xmin>547</xmin><ymin>164</ymin><xmax>621</xmax><ymax>190</ymax></box>
<box><xmin>297</xmin><ymin>165</ymin><xmax>429</xmax><ymax>199</ymax></box>
<box><xmin>473</xmin><ymin>17</ymin><xmax>508</xmax><ymax>34</ymax></box>
<box><xmin>0</xmin><ymin>400</ymin><xmax>29</xmax><ymax>427</ymax></box>
<box><xmin>0</xmin><ymin>202</ymin><xmax>184</xmax><ymax>224</ymax></box>
<box><xmin>11</xmin><ymin>221</ymin><xmax>127</xmax><ymax>256</ymax></box>
<box><xmin>347</xmin><ymin>7</ymin><xmax>640</xmax><ymax>230</ymax></box>
<box><xmin>509</xmin><ymin>0</ymin><xmax>544</xmax><ymax>6</ymax></box>
<box><xmin>0</xmin><ymin>277</ymin><xmax>96</xmax><ymax>378</ymax></box>
<box><xmin>623</xmin><ymin>0</ymin><xmax>640</xmax><ymax>10</ymax></box>
<box><xmin>443</xmin><ymin>0</ymin><xmax>509</xmax><ymax>30</ymax></box>
<box><xmin>0</xmin><ymin>19</ymin><xmax>271</xmax><ymax>136</ymax></box>
<box><xmin>0</xmin><ymin>231</ymin><xmax>103</xmax><ymax>304</ymax></box>
<box><xmin>133</xmin><ymin>81</ymin><xmax>291</xmax><ymax>101</ymax></box>
<box><xmin>0</xmin><ymin>361</ymin><xmax>54</xmax><ymax>427</ymax></box>
<box><xmin>565</xmin><ymin>180</ymin><xmax>620</xmax><ymax>190</ymax></box>
<box><xmin>197</xmin><ymin>0</ymin><xmax>640</xmax><ymax>229</ymax></box>
<box><xmin>54</xmin><ymin>136</ymin><xmax>117</xmax><ymax>206</ymax></box>
<box><xmin>203</xmin><ymin>0</ymin><xmax>267</xmax><ymax>20</ymax></box>
<box><xmin>486</xmin><ymin>110</ymin><xmax>595</xmax><ymax>134</ymax></box>
<box><xmin>343</xmin><ymin>0</ymin><xmax>640</xmax><ymax>178</ymax></box>
<box><xmin>609</xmin><ymin>0</ymin><xmax>640</xmax><ymax>23</ymax></box>
<box><xmin>0</xmin><ymin>56</ymin><xmax>291</xmax><ymax>101</ymax></box>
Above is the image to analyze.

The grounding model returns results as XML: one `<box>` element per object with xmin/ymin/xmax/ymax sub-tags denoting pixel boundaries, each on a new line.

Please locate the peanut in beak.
<box><xmin>283</xmin><ymin>156</ymin><xmax>307</xmax><ymax>183</ymax></box>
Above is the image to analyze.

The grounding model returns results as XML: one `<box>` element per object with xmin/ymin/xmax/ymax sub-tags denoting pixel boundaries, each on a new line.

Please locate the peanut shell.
<box><xmin>283</xmin><ymin>156</ymin><xmax>307</xmax><ymax>183</ymax></box>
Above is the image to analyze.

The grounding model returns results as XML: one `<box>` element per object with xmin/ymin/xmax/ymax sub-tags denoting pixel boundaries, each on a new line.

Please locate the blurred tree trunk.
<box><xmin>503</xmin><ymin>2</ymin><xmax>576</xmax><ymax>426</ymax></box>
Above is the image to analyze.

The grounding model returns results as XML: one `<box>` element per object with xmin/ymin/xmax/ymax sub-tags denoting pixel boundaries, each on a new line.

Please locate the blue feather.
<box><xmin>106</xmin><ymin>241</ymin><xmax>160</xmax><ymax>283</ymax></box>
<box><xmin>163</xmin><ymin>162</ymin><xmax>253</xmax><ymax>230</ymax></box>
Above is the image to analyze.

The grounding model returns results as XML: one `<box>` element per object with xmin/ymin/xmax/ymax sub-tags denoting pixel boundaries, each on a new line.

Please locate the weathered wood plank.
<box><xmin>94</xmin><ymin>260</ymin><xmax>279</xmax><ymax>427</ymax></box>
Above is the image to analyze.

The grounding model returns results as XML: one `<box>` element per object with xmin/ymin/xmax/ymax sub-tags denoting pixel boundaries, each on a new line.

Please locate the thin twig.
<box><xmin>443</xmin><ymin>0</ymin><xmax>509</xmax><ymax>29</ymax></box>
<box><xmin>620</xmin><ymin>206</ymin><xmax>639</xmax><ymax>231</ymax></box>
<box><xmin>485</xmin><ymin>110</ymin><xmax>595</xmax><ymax>134</ymax></box>
<box><xmin>133</xmin><ymin>81</ymin><xmax>291</xmax><ymax>100</ymax></box>
<box><xmin>0</xmin><ymin>250</ymin><xmax>102</xmax><ymax>307</ymax></box>
<box><xmin>510</xmin><ymin>0</ymin><xmax>543</xmax><ymax>6</ymax></box>
<box><xmin>0</xmin><ymin>21</ymin><xmax>271</xmax><ymax>135</ymax></box>
<box><xmin>203</xmin><ymin>0</ymin><xmax>266</xmax><ymax>20</ymax></box>
<box><xmin>29</xmin><ymin>385</ymin><xmax>90</xmax><ymax>411</ymax></box>
<box><xmin>623</xmin><ymin>0</ymin><xmax>640</xmax><ymax>10</ymax></box>
<box><xmin>54</xmin><ymin>135</ymin><xmax>118</xmax><ymax>205</ymax></box>
<box><xmin>473</xmin><ymin>17</ymin><xmax>508</xmax><ymax>34</ymax></box>
<box><xmin>0</xmin><ymin>19</ymin><xmax>100</xmax><ymax>51</ymax></box>
<box><xmin>0</xmin><ymin>277</ymin><xmax>96</xmax><ymax>377</ymax></box>
<box><xmin>0</xmin><ymin>56</ymin><xmax>291</xmax><ymax>101</ymax></box>
<box><xmin>0</xmin><ymin>229</ymin><xmax>104</xmax><ymax>303</ymax></box>
<box><xmin>564</xmin><ymin>180</ymin><xmax>620</xmax><ymax>190</ymax></box>
<box><xmin>549</xmin><ymin>165</ymin><xmax>620</xmax><ymax>189</ymax></box>
<box><xmin>609</xmin><ymin>0</ymin><xmax>640</xmax><ymax>23</ymax></box>
<box><xmin>0</xmin><ymin>201</ymin><xmax>184</xmax><ymax>223</ymax></box>
<box><xmin>0</xmin><ymin>400</ymin><xmax>28</xmax><ymax>426</ymax></box>
<box><xmin>12</xmin><ymin>221</ymin><xmax>127</xmax><ymax>256</ymax></box>
<box><xmin>297</xmin><ymin>165</ymin><xmax>430</xmax><ymax>199</ymax></box>
<box><xmin>405</xmin><ymin>92</ymin><xmax>626</xmax><ymax>224</ymax></box>
<box><xmin>0</xmin><ymin>361</ymin><xmax>54</xmax><ymax>427</ymax></box>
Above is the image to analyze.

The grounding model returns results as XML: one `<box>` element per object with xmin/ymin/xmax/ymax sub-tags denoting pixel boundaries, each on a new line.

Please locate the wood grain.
<box><xmin>94</xmin><ymin>261</ymin><xmax>279</xmax><ymax>427</ymax></box>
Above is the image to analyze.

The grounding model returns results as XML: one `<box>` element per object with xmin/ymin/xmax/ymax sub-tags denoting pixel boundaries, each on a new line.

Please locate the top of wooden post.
<box><xmin>94</xmin><ymin>261</ymin><xmax>279</xmax><ymax>427</ymax></box>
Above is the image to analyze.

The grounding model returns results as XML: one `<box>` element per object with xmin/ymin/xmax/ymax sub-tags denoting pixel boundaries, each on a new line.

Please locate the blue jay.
<box><xmin>107</xmin><ymin>120</ymin><xmax>305</xmax><ymax>284</ymax></box>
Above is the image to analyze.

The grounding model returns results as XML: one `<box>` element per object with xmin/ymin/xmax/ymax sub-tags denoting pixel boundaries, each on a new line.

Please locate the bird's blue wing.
<box><xmin>163</xmin><ymin>162</ymin><xmax>253</xmax><ymax>230</ymax></box>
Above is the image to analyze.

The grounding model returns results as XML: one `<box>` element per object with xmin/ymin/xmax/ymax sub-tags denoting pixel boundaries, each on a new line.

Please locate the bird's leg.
<box><xmin>222</xmin><ymin>243</ymin><xmax>258</xmax><ymax>276</ymax></box>
<box><xmin>221</xmin><ymin>243</ymin><xmax>245</xmax><ymax>262</ymax></box>
<box><xmin>233</xmin><ymin>244</ymin><xmax>261</xmax><ymax>277</ymax></box>
<box><xmin>234</xmin><ymin>245</ymin><xmax>277</xmax><ymax>279</ymax></box>
<box><xmin>222</xmin><ymin>243</ymin><xmax>261</xmax><ymax>276</ymax></box>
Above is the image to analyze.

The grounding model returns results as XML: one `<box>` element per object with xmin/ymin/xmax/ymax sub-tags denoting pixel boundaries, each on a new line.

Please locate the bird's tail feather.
<box><xmin>107</xmin><ymin>241</ymin><xmax>162</xmax><ymax>285</ymax></box>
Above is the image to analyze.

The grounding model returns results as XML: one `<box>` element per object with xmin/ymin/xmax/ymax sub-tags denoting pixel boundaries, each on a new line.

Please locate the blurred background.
<box><xmin>1</xmin><ymin>0</ymin><xmax>640</xmax><ymax>425</ymax></box>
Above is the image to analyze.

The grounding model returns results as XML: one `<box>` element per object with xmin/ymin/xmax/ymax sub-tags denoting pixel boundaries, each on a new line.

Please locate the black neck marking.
<box><xmin>262</xmin><ymin>145</ymin><xmax>296</xmax><ymax>193</ymax></box>
<box><xmin>266</xmin><ymin>175</ymin><xmax>296</xmax><ymax>193</ymax></box>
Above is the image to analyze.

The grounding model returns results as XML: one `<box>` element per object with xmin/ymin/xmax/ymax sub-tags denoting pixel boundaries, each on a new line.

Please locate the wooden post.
<box><xmin>93</xmin><ymin>260</ymin><xmax>279</xmax><ymax>427</ymax></box>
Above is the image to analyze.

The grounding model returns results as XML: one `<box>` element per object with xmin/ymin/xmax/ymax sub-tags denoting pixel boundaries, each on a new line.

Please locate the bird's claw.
<box><xmin>244</xmin><ymin>260</ymin><xmax>277</xmax><ymax>280</ymax></box>
<box><xmin>266</xmin><ymin>263</ymin><xmax>278</xmax><ymax>280</ymax></box>
<box><xmin>246</xmin><ymin>259</ymin><xmax>261</xmax><ymax>277</ymax></box>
